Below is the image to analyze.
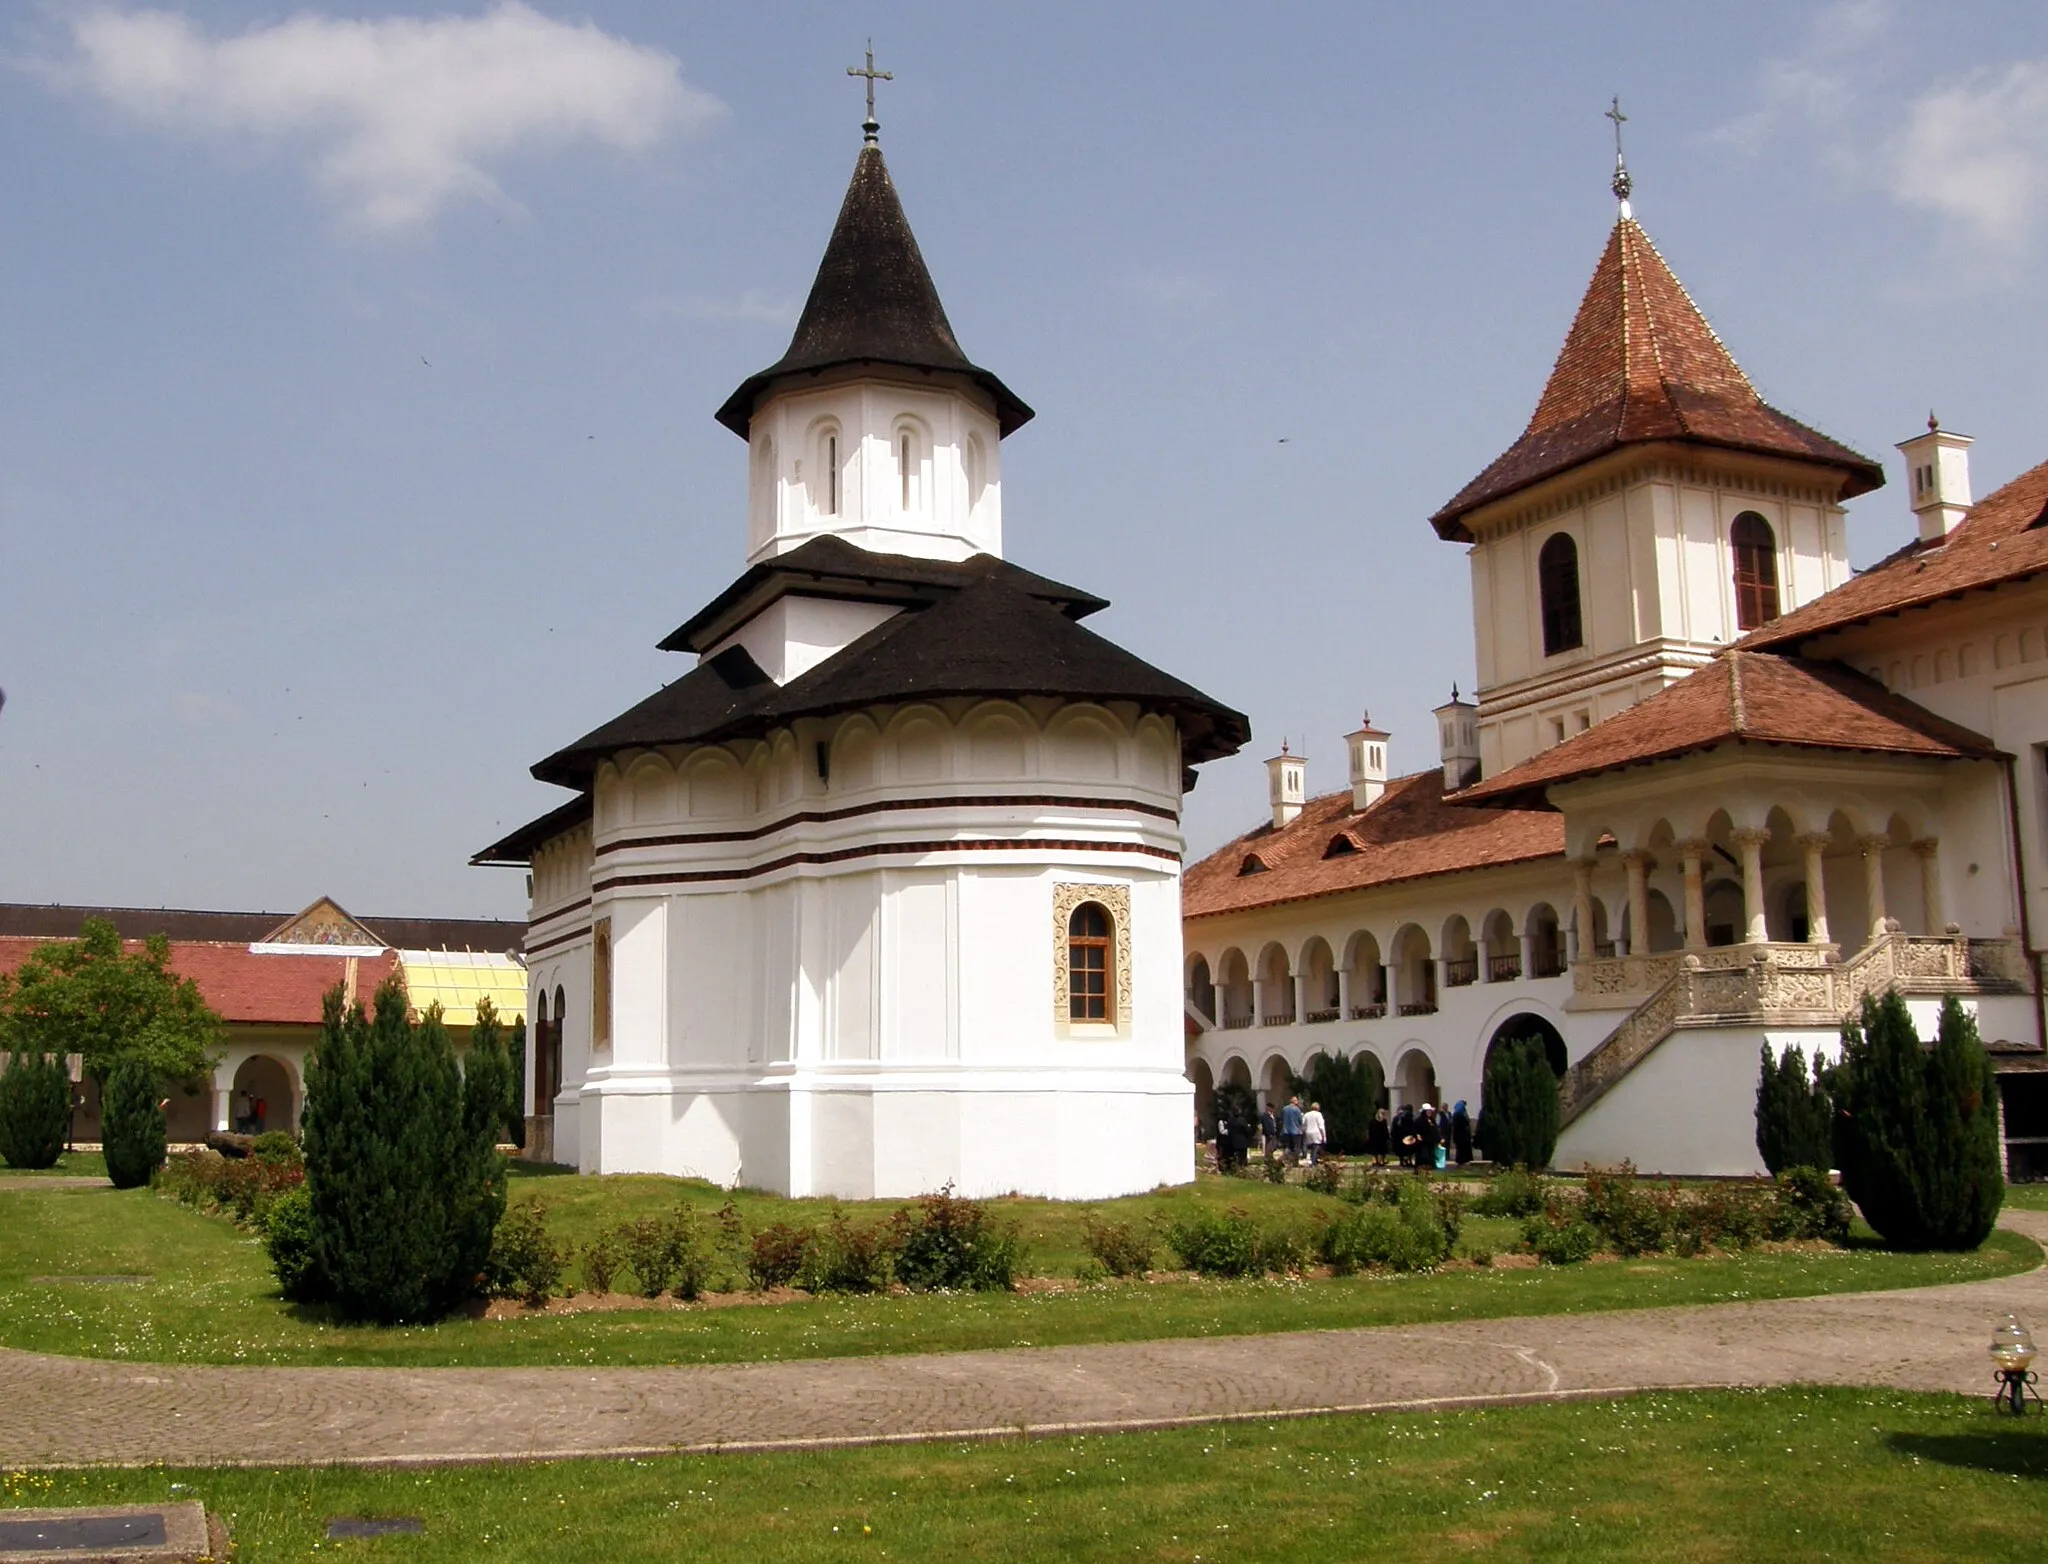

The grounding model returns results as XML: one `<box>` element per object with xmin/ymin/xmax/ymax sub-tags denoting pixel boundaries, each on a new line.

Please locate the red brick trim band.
<box><xmin>594</xmin><ymin>793</ymin><xmax>1178</xmax><ymax>858</ymax></box>
<box><xmin>593</xmin><ymin>836</ymin><xmax>1178</xmax><ymax>894</ymax></box>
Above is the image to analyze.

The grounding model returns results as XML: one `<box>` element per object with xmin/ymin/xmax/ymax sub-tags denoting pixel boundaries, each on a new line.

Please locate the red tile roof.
<box><xmin>0</xmin><ymin>939</ymin><xmax>401</xmax><ymax>1028</ymax></box>
<box><xmin>1183</xmin><ymin>771</ymin><xmax>1565</xmax><ymax>920</ymax></box>
<box><xmin>1737</xmin><ymin>456</ymin><xmax>2048</xmax><ymax>652</ymax></box>
<box><xmin>1431</xmin><ymin>219</ymin><xmax>1883</xmax><ymax>541</ymax></box>
<box><xmin>1452</xmin><ymin>651</ymin><xmax>2000</xmax><ymax>811</ymax></box>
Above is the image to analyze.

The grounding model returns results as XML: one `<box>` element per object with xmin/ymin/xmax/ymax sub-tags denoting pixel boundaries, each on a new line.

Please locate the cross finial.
<box><xmin>848</xmin><ymin>40</ymin><xmax>892</xmax><ymax>145</ymax></box>
<box><xmin>1606</xmin><ymin>95</ymin><xmax>1633</xmax><ymax>214</ymax></box>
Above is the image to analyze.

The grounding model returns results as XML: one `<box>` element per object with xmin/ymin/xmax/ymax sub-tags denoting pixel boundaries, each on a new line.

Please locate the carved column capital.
<box><xmin>1730</xmin><ymin>827</ymin><xmax>1773</xmax><ymax>851</ymax></box>
<box><xmin>1911</xmin><ymin>836</ymin><xmax>1941</xmax><ymax>859</ymax></box>
<box><xmin>1794</xmin><ymin>831</ymin><xmax>1833</xmax><ymax>853</ymax></box>
<box><xmin>1858</xmin><ymin>832</ymin><xmax>1892</xmax><ymax>856</ymax></box>
<box><xmin>1674</xmin><ymin>837</ymin><xmax>1711</xmax><ymax>861</ymax></box>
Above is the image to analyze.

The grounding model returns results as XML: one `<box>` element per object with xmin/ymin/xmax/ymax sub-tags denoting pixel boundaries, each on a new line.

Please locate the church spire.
<box><xmin>715</xmin><ymin>139</ymin><xmax>1032</xmax><ymax>439</ymax></box>
<box><xmin>1606</xmin><ymin>96</ymin><xmax>1632</xmax><ymax>217</ymax></box>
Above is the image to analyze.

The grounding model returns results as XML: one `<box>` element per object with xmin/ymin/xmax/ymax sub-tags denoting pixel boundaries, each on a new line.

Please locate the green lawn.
<box><xmin>0</xmin><ymin>1180</ymin><xmax>2032</xmax><ymax>1369</ymax></box>
<box><xmin>7</xmin><ymin>1386</ymin><xmax>2044</xmax><ymax>1561</ymax></box>
<box><xmin>0</xmin><ymin>1149</ymin><xmax>107</xmax><ymax>1180</ymax></box>
<box><xmin>1997</xmin><ymin>1182</ymin><xmax>2048</xmax><ymax>1212</ymax></box>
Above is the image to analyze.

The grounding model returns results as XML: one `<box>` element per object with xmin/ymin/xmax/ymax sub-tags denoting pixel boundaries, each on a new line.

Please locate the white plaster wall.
<box><xmin>709</xmin><ymin>597</ymin><xmax>902</xmax><ymax>685</ymax></box>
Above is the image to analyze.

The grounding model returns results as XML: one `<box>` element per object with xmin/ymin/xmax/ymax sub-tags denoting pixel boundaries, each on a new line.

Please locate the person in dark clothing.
<box><xmin>1451</xmin><ymin>1100</ymin><xmax>1474</xmax><ymax>1165</ymax></box>
<box><xmin>1260</xmin><ymin>1106</ymin><xmax>1280</xmax><ymax>1158</ymax></box>
<box><xmin>1416</xmin><ymin>1104</ymin><xmax>1442</xmax><ymax>1172</ymax></box>
<box><xmin>1392</xmin><ymin>1104</ymin><xmax>1416</xmax><ymax>1168</ymax></box>
<box><xmin>1368</xmin><ymin>1107</ymin><xmax>1391</xmax><ymax>1168</ymax></box>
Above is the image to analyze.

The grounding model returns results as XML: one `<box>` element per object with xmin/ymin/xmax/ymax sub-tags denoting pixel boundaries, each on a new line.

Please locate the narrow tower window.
<box><xmin>1067</xmin><ymin>902</ymin><xmax>1114</xmax><ymax>1022</ymax></box>
<box><xmin>900</xmin><ymin>432</ymin><xmax>912</xmax><ymax>510</ymax></box>
<box><xmin>1539</xmin><ymin>533</ymin><xmax>1584</xmax><ymax>655</ymax></box>
<box><xmin>1731</xmin><ymin>512</ymin><xmax>1779</xmax><ymax>630</ymax></box>
<box><xmin>826</xmin><ymin>434</ymin><xmax>840</xmax><ymax>515</ymax></box>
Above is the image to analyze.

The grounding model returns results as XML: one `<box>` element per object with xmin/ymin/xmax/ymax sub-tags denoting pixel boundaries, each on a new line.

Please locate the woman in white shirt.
<box><xmin>1302</xmin><ymin>1101</ymin><xmax>1328</xmax><ymax>1166</ymax></box>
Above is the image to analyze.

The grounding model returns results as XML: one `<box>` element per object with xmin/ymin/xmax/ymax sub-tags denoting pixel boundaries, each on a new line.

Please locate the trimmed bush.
<box><xmin>250</xmin><ymin>1130</ymin><xmax>302</xmax><ymax>1167</ymax></box>
<box><xmin>1525</xmin><ymin>1215</ymin><xmax>1598</xmax><ymax>1265</ymax></box>
<box><xmin>0</xmin><ymin>1051</ymin><xmax>69</xmax><ymax>1170</ymax></box>
<box><xmin>1165</xmin><ymin>1207</ymin><xmax>1263</xmax><ymax>1277</ymax></box>
<box><xmin>614</xmin><ymin>1208</ymin><xmax>713</xmax><ymax>1299</ymax></box>
<box><xmin>263</xmin><ymin>1185</ymin><xmax>322</xmax><ymax>1303</ymax></box>
<box><xmin>1320</xmin><ymin>1179</ymin><xmax>1453</xmax><ymax>1274</ymax></box>
<box><xmin>1770</xmin><ymin>1166</ymin><xmax>1853</xmax><ymax>1243</ymax></box>
<box><xmin>488</xmin><ymin>1201</ymin><xmax>568</xmax><ymax>1307</ymax></box>
<box><xmin>1470</xmin><ymin>1165</ymin><xmax>1550</xmax><ymax>1218</ymax></box>
<box><xmin>798</xmin><ymin>1210</ymin><xmax>894</xmax><ymax>1294</ymax></box>
<box><xmin>1582</xmin><ymin>1163</ymin><xmax>1674</xmax><ymax>1256</ymax></box>
<box><xmin>746</xmin><ymin>1222</ymin><xmax>813</xmax><ymax>1290</ymax></box>
<box><xmin>1081</xmin><ymin>1216</ymin><xmax>1154</xmax><ymax>1278</ymax></box>
<box><xmin>891</xmin><ymin>1185</ymin><xmax>1023</xmax><ymax>1292</ymax></box>
<box><xmin>1756</xmin><ymin>1042</ymin><xmax>1833</xmax><ymax>1175</ymax></box>
<box><xmin>1477</xmin><ymin>1038</ymin><xmax>1560</xmax><ymax>1170</ymax></box>
<box><xmin>102</xmin><ymin>1057</ymin><xmax>167</xmax><ymax>1189</ymax></box>
<box><xmin>159</xmin><ymin>1147</ymin><xmax>303</xmax><ymax>1226</ymax></box>
<box><xmin>580</xmin><ymin>1228</ymin><xmax>621</xmax><ymax>1295</ymax></box>
<box><xmin>1832</xmin><ymin>992</ymin><xmax>2004</xmax><ymax>1251</ymax></box>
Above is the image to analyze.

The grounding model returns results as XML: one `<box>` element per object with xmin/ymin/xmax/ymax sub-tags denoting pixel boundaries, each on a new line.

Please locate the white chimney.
<box><xmin>1434</xmin><ymin>686</ymin><xmax>1480</xmax><ymax>793</ymax></box>
<box><xmin>1266</xmin><ymin>743</ymin><xmax>1306</xmax><ymax>829</ymax></box>
<box><xmin>1897</xmin><ymin>415</ymin><xmax>1973</xmax><ymax>544</ymax></box>
<box><xmin>1345</xmin><ymin>712</ymin><xmax>1389</xmax><ymax>811</ymax></box>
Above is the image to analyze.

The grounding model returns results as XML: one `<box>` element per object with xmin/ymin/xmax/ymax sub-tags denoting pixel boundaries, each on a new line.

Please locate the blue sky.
<box><xmin>5</xmin><ymin>1</ymin><xmax>2048</xmax><ymax>919</ymax></box>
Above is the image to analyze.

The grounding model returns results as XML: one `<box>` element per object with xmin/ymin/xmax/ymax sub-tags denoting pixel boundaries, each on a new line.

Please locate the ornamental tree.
<box><xmin>102</xmin><ymin>1056</ymin><xmax>168</xmax><ymax>1188</ymax></box>
<box><xmin>0</xmin><ymin>1050</ymin><xmax>70</xmax><ymax>1169</ymax></box>
<box><xmin>1477</xmin><ymin>1037</ymin><xmax>1561</xmax><ymax>1170</ymax></box>
<box><xmin>1755</xmin><ymin>1041</ymin><xmax>1834</xmax><ymax>1174</ymax></box>
<box><xmin>0</xmin><ymin>918</ymin><xmax>222</xmax><ymax>1088</ymax></box>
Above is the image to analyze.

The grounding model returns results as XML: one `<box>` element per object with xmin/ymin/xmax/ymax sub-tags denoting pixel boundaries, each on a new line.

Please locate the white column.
<box><xmin>1572</xmin><ymin>857</ymin><xmax>1597</xmax><ymax>962</ymax></box>
<box><xmin>1797</xmin><ymin>832</ymin><xmax>1832</xmax><ymax>945</ymax></box>
<box><xmin>1250</xmin><ymin>978</ymin><xmax>1267</xmax><ymax>1027</ymax></box>
<box><xmin>1623</xmin><ymin>850</ymin><xmax>1653</xmax><ymax>957</ymax></box>
<box><xmin>1677</xmin><ymin>839</ymin><xmax>1708</xmax><ymax>951</ymax></box>
<box><xmin>1518</xmin><ymin>931</ymin><xmax>1535</xmax><ymax>979</ymax></box>
<box><xmin>1292</xmin><ymin>973</ymin><xmax>1308</xmax><ymax>1023</ymax></box>
<box><xmin>1914</xmin><ymin>837</ymin><xmax>1944</xmax><ymax>931</ymax></box>
<box><xmin>1861</xmin><ymin>833</ymin><xmax>1891</xmax><ymax>941</ymax></box>
<box><xmin>1336</xmin><ymin>968</ymin><xmax>1352</xmax><ymax>1017</ymax></box>
<box><xmin>1732</xmin><ymin>827</ymin><xmax>1771</xmax><ymax>944</ymax></box>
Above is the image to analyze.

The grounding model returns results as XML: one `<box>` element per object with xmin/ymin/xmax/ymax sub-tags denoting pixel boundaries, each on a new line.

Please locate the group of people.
<box><xmin>1210</xmin><ymin>1094</ymin><xmax>1328</xmax><ymax>1171</ymax></box>
<box><xmin>1366</xmin><ymin>1101</ymin><xmax>1473</xmax><ymax>1171</ymax></box>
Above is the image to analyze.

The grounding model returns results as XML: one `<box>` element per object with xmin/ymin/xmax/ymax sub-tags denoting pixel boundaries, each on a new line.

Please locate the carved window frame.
<box><xmin>1052</xmin><ymin>883</ymin><xmax>1132</xmax><ymax>1036</ymax></box>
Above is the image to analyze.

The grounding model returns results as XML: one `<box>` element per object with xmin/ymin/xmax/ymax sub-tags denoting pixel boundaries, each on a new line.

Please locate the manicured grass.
<box><xmin>7</xmin><ymin>1386</ymin><xmax>2046</xmax><ymax>1561</ymax></box>
<box><xmin>0</xmin><ymin>1149</ymin><xmax>107</xmax><ymax>1180</ymax></box>
<box><xmin>1997</xmin><ymin>1182</ymin><xmax>2048</xmax><ymax>1212</ymax></box>
<box><xmin>0</xmin><ymin>1181</ymin><xmax>2032</xmax><ymax>1369</ymax></box>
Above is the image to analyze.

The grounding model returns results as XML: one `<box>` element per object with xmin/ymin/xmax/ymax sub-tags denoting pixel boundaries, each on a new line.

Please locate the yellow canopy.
<box><xmin>398</xmin><ymin>950</ymin><xmax>528</xmax><ymax>1029</ymax></box>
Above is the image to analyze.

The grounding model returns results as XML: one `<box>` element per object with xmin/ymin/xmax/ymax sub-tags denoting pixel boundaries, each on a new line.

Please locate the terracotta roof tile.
<box><xmin>1737</xmin><ymin>456</ymin><xmax>2048</xmax><ymax>651</ymax></box>
<box><xmin>1183</xmin><ymin>772</ymin><xmax>1565</xmax><ymax>920</ymax></box>
<box><xmin>0</xmin><ymin>939</ymin><xmax>402</xmax><ymax>1027</ymax></box>
<box><xmin>1452</xmin><ymin>651</ymin><xmax>2000</xmax><ymax>810</ymax></box>
<box><xmin>1432</xmin><ymin>220</ymin><xmax>1882</xmax><ymax>540</ymax></box>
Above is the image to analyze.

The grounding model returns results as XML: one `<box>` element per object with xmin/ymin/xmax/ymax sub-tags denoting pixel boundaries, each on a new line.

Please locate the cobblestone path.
<box><xmin>4</xmin><ymin>1211</ymin><xmax>2044</xmax><ymax>1468</ymax></box>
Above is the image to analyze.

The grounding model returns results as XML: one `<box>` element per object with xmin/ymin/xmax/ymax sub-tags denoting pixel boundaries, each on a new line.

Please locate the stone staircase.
<box><xmin>1557</xmin><ymin>930</ymin><xmax>2030</xmax><ymax>1128</ymax></box>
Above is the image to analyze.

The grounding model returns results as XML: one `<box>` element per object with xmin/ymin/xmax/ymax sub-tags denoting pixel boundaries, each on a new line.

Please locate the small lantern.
<box><xmin>1991</xmin><ymin>1316</ymin><xmax>2038</xmax><ymax>1414</ymax></box>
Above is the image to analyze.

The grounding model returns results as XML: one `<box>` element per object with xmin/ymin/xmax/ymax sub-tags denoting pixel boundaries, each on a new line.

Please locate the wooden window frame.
<box><xmin>1731</xmin><ymin>512</ymin><xmax>1780</xmax><ymax>631</ymax></box>
<box><xmin>1068</xmin><ymin>902</ymin><xmax>1113</xmax><ymax>1024</ymax></box>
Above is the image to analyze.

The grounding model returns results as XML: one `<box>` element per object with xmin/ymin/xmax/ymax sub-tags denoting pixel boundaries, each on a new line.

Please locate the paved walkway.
<box><xmin>4</xmin><ymin>1211</ymin><xmax>2045</xmax><ymax>1469</ymax></box>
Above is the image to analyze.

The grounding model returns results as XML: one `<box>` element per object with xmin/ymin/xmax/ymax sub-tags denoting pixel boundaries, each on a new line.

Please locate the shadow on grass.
<box><xmin>1889</xmin><ymin>1426</ymin><xmax>2048</xmax><ymax>1480</ymax></box>
<box><xmin>507</xmin><ymin>1162</ymin><xmax>578</xmax><ymax>1181</ymax></box>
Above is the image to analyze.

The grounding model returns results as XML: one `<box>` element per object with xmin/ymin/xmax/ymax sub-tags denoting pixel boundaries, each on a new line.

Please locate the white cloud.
<box><xmin>1892</xmin><ymin>61</ymin><xmax>2048</xmax><ymax>252</ymax></box>
<box><xmin>54</xmin><ymin>3</ymin><xmax>723</xmax><ymax>233</ymax></box>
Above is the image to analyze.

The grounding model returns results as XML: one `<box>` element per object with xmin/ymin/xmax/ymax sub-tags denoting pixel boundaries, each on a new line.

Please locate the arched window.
<box><xmin>1538</xmin><ymin>533</ymin><xmax>1583</xmax><ymax>655</ymax></box>
<box><xmin>1731</xmin><ymin>512</ymin><xmax>1779</xmax><ymax>630</ymax></box>
<box><xmin>547</xmin><ymin>984</ymin><xmax>567</xmax><ymax>1110</ymax></box>
<box><xmin>1067</xmin><ymin>902</ymin><xmax>1114</xmax><ymax>1022</ymax></box>
<box><xmin>826</xmin><ymin>432</ymin><xmax>840</xmax><ymax>515</ymax></box>
<box><xmin>532</xmin><ymin>988</ymin><xmax>553</xmax><ymax>1116</ymax></box>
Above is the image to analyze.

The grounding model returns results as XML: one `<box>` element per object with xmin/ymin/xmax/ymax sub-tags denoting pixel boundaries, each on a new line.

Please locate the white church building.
<box><xmin>1183</xmin><ymin>163</ymin><xmax>2048</xmax><ymax>1177</ymax></box>
<box><xmin>478</xmin><ymin>125</ymin><xmax>1246</xmax><ymax>1198</ymax></box>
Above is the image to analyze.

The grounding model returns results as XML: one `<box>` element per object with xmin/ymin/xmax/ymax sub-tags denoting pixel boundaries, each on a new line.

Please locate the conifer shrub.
<box><xmin>487</xmin><ymin>1201</ymin><xmax>568</xmax><ymax>1307</ymax></box>
<box><xmin>1303</xmin><ymin>1051</ymin><xmax>1382</xmax><ymax>1154</ymax></box>
<box><xmin>301</xmin><ymin>979</ymin><xmax>505</xmax><ymax>1324</ymax></box>
<box><xmin>1832</xmin><ymin>992</ymin><xmax>2004</xmax><ymax>1250</ymax></box>
<box><xmin>1477</xmin><ymin>1037</ymin><xmax>1561</xmax><ymax>1170</ymax></box>
<box><xmin>0</xmin><ymin>1051</ymin><xmax>69</xmax><ymax>1170</ymax></box>
<box><xmin>1755</xmin><ymin>1042</ymin><xmax>1834</xmax><ymax>1174</ymax></box>
<box><xmin>101</xmin><ymin>1057</ymin><xmax>167</xmax><ymax>1189</ymax></box>
<box><xmin>746</xmin><ymin>1222</ymin><xmax>813</xmax><ymax>1290</ymax></box>
<box><xmin>1081</xmin><ymin>1216</ymin><xmax>1155</xmax><ymax>1278</ymax></box>
<box><xmin>262</xmin><ymin>1185</ymin><xmax>322</xmax><ymax>1303</ymax></box>
<box><xmin>890</xmin><ymin>1185</ymin><xmax>1022</xmax><ymax>1292</ymax></box>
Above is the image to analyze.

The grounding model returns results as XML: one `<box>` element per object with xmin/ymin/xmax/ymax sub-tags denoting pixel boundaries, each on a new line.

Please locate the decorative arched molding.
<box><xmin>1045</xmin><ymin>705</ymin><xmax>1124</xmax><ymax>783</ymax></box>
<box><xmin>832</xmin><ymin>714</ymin><xmax>882</xmax><ymax>791</ymax></box>
<box><xmin>963</xmin><ymin>702</ymin><xmax>1031</xmax><ymax>779</ymax></box>
<box><xmin>683</xmin><ymin>748</ymin><xmax>745</xmax><ymax>819</ymax></box>
<box><xmin>1052</xmin><ymin>881</ymin><xmax>1132</xmax><ymax>1031</ymax></box>
<box><xmin>624</xmin><ymin>753</ymin><xmax>675</xmax><ymax>826</ymax></box>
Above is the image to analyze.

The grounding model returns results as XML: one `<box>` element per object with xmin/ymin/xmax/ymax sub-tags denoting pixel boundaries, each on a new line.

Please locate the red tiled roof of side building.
<box><xmin>1736</xmin><ymin>455</ymin><xmax>2048</xmax><ymax>654</ymax></box>
<box><xmin>1183</xmin><ymin>771</ymin><xmax>1566</xmax><ymax>921</ymax></box>
<box><xmin>0</xmin><ymin>939</ymin><xmax>402</xmax><ymax>1028</ymax></box>
<box><xmin>1451</xmin><ymin>652</ymin><xmax>2002</xmax><ymax>812</ymax></box>
<box><xmin>1431</xmin><ymin>219</ymin><xmax>1882</xmax><ymax>541</ymax></box>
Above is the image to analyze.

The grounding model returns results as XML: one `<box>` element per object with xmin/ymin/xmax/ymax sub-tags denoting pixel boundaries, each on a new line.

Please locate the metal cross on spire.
<box><xmin>848</xmin><ymin>41</ymin><xmax>893</xmax><ymax>144</ymax></box>
<box><xmin>1606</xmin><ymin>95</ymin><xmax>1633</xmax><ymax>214</ymax></box>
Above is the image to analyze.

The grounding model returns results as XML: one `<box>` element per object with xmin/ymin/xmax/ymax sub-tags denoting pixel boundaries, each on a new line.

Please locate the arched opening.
<box><xmin>1620</xmin><ymin>888</ymin><xmax>1683</xmax><ymax>954</ymax></box>
<box><xmin>1260</xmin><ymin>1054</ymin><xmax>1296</xmax><ymax>1114</ymax></box>
<box><xmin>1067</xmin><ymin>902</ymin><xmax>1114</xmax><ymax>1023</ymax></box>
<box><xmin>1188</xmin><ymin>1056</ymin><xmax>1216</xmax><ymax>1138</ymax></box>
<box><xmin>1884</xmin><ymin>812</ymin><xmax>1929</xmax><ymax>934</ymax></box>
<box><xmin>1442</xmin><ymin>915</ymin><xmax>1477</xmax><ymax>987</ymax></box>
<box><xmin>531</xmin><ymin>987</ymin><xmax>554</xmax><ymax>1124</ymax></box>
<box><xmin>1525</xmin><ymin>903</ymin><xmax>1565</xmax><ymax>977</ymax></box>
<box><xmin>1256</xmin><ymin>943</ymin><xmax>1295</xmax><ymax>1025</ymax></box>
<box><xmin>1486</xmin><ymin>1014</ymin><xmax>1568</xmax><ymax>1080</ymax></box>
<box><xmin>548</xmin><ymin>984</ymin><xmax>566</xmax><ymax>1112</ymax></box>
<box><xmin>1539</xmin><ymin>533</ymin><xmax>1584</xmax><ymax>655</ymax></box>
<box><xmin>1217</xmin><ymin>948</ymin><xmax>1252</xmax><ymax>1028</ymax></box>
<box><xmin>1703</xmin><ymin>880</ymin><xmax>1745</xmax><ymax>947</ymax></box>
<box><xmin>1732</xmin><ymin>512</ymin><xmax>1780</xmax><ymax>630</ymax></box>
<box><xmin>1481</xmin><ymin>909</ymin><xmax>1519</xmax><ymax>981</ymax></box>
<box><xmin>1187</xmin><ymin>956</ymin><xmax>1216</xmax><ymax>1024</ymax></box>
<box><xmin>1391</xmin><ymin>925</ymin><xmax>1436</xmax><ymax>1015</ymax></box>
<box><xmin>1393</xmin><ymin>1048</ymin><xmax>1438</xmax><ymax>1110</ymax></box>
<box><xmin>1342</xmin><ymin>931</ymin><xmax>1384</xmax><ymax>1017</ymax></box>
<box><xmin>1299</xmin><ymin>937</ymin><xmax>1339</xmax><ymax>1022</ymax></box>
<box><xmin>230</xmin><ymin>1055</ymin><xmax>296</xmax><ymax>1135</ymax></box>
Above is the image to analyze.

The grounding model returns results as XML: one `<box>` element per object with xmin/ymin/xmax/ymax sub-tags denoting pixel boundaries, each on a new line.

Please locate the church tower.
<box><xmin>1430</xmin><ymin>129</ymin><xmax>1884</xmax><ymax>779</ymax></box>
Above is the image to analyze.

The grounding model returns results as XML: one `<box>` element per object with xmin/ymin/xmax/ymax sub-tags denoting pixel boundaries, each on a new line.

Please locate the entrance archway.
<box><xmin>230</xmin><ymin>1055</ymin><xmax>296</xmax><ymax>1134</ymax></box>
<box><xmin>1189</xmin><ymin>1057</ymin><xmax>1216</xmax><ymax>1136</ymax></box>
<box><xmin>1393</xmin><ymin>1048</ymin><xmax>1438</xmax><ymax>1109</ymax></box>
<box><xmin>1485</xmin><ymin>1014</ymin><xmax>1568</xmax><ymax>1079</ymax></box>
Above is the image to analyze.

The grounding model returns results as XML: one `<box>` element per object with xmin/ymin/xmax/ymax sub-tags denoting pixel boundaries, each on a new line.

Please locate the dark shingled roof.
<box><xmin>715</xmin><ymin>145</ymin><xmax>1032</xmax><ymax>439</ymax></box>
<box><xmin>1431</xmin><ymin>218</ymin><xmax>1883</xmax><ymax>541</ymax></box>
<box><xmin>658</xmin><ymin>535</ymin><xmax>1106</xmax><ymax>653</ymax></box>
<box><xmin>1452</xmin><ymin>651</ymin><xmax>2001</xmax><ymax>811</ymax></box>
<box><xmin>471</xmin><ymin>793</ymin><xmax>595</xmax><ymax>868</ymax></box>
<box><xmin>0</xmin><ymin>903</ymin><xmax>524</xmax><ymax>952</ymax></box>
<box><xmin>532</xmin><ymin>646</ymin><xmax>779</xmax><ymax>787</ymax></box>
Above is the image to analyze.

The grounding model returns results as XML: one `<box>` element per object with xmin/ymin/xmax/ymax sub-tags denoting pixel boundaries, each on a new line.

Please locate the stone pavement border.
<box><xmin>3</xmin><ymin>1211</ymin><xmax>2044</xmax><ymax>1471</ymax></box>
